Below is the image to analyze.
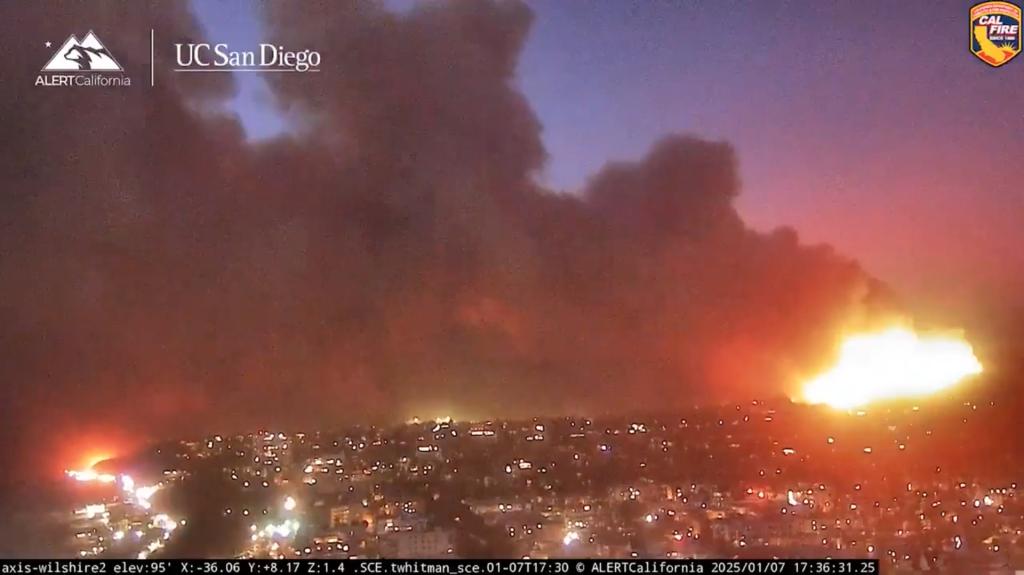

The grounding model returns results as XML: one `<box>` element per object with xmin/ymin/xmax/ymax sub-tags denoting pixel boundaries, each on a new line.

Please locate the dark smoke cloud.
<box><xmin>0</xmin><ymin>0</ymin><xmax>886</xmax><ymax>486</ymax></box>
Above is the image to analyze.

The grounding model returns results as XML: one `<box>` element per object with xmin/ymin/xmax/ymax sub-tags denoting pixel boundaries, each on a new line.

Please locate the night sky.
<box><xmin>0</xmin><ymin>0</ymin><xmax>1021</xmax><ymax>486</ymax></box>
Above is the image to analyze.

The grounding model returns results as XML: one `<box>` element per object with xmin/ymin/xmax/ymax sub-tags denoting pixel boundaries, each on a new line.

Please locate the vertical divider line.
<box><xmin>150</xmin><ymin>29</ymin><xmax>155</xmax><ymax>87</ymax></box>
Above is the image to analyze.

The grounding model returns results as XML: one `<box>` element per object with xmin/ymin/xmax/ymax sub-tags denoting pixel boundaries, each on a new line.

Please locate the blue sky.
<box><xmin>188</xmin><ymin>0</ymin><xmax>1024</xmax><ymax>307</ymax></box>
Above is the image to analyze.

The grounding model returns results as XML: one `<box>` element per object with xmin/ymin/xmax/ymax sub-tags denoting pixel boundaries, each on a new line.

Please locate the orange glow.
<box><xmin>65</xmin><ymin>448</ymin><xmax>119</xmax><ymax>483</ymax></box>
<box><xmin>56</xmin><ymin>429</ymin><xmax>139</xmax><ymax>477</ymax></box>
<box><xmin>62</xmin><ymin>450</ymin><xmax>117</xmax><ymax>475</ymax></box>
<box><xmin>83</xmin><ymin>452</ymin><xmax>115</xmax><ymax>469</ymax></box>
<box><xmin>802</xmin><ymin>326</ymin><xmax>982</xmax><ymax>409</ymax></box>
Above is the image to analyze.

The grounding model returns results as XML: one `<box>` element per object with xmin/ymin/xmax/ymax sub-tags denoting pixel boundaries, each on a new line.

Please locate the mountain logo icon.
<box><xmin>42</xmin><ymin>31</ymin><xmax>123</xmax><ymax>72</ymax></box>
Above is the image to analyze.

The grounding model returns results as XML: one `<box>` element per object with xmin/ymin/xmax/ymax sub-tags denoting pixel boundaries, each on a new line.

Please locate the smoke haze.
<box><xmin>0</xmin><ymin>1</ymin><xmax>892</xmax><ymax>484</ymax></box>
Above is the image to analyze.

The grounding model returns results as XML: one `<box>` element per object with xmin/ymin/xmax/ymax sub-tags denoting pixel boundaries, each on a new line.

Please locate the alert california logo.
<box><xmin>36</xmin><ymin>30</ymin><xmax>131</xmax><ymax>87</ymax></box>
<box><xmin>970</xmin><ymin>1</ymin><xmax>1021</xmax><ymax>67</ymax></box>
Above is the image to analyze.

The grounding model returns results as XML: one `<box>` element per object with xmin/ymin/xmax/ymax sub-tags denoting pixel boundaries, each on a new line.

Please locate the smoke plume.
<box><xmin>0</xmin><ymin>0</ymin><xmax>886</xmax><ymax>484</ymax></box>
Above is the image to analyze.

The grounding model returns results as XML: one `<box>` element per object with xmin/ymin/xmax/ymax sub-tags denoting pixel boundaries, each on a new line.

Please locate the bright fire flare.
<box><xmin>67</xmin><ymin>469</ymin><xmax>117</xmax><ymax>483</ymax></box>
<box><xmin>802</xmin><ymin>327</ymin><xmax>982</xmax><ymax>409</ymax></box>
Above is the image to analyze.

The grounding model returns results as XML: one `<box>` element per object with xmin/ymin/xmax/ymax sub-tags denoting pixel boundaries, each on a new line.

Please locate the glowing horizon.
<box><xmin>802</xmin><ymin>327</ymin><xmax>983</xmax><ymax>409</ymax></box>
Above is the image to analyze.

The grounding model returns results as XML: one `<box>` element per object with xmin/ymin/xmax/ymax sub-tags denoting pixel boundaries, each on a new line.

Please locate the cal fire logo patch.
<box><xmin>970</xmin><ymin>1</ymin><xmax>1021</xmax><ymax>67</ymax></box>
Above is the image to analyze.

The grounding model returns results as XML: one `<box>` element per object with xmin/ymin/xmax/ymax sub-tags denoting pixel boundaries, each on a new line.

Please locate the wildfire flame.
<box><xmin>802</xmin><ymin>327</ymin><xmax>982</xmax><ymax>409</ymax></box>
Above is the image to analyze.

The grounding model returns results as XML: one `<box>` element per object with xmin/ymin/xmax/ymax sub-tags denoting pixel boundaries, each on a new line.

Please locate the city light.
<box><xmin>64</xmin><ymin>462</ymin><xmax>182</xmax><ymax>559</ymax></box>
<box><xmin>51</xmin><ymin>404</ymin><xmax>1022</xmax><ymax>563</ymax></box>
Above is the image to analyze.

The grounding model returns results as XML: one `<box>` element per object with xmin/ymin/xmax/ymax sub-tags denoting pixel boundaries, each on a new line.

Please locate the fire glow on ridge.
<box><xmin>802</xmin><ymin>326</ymin><xmax>983</xmax><ymax>409</ymax></box>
